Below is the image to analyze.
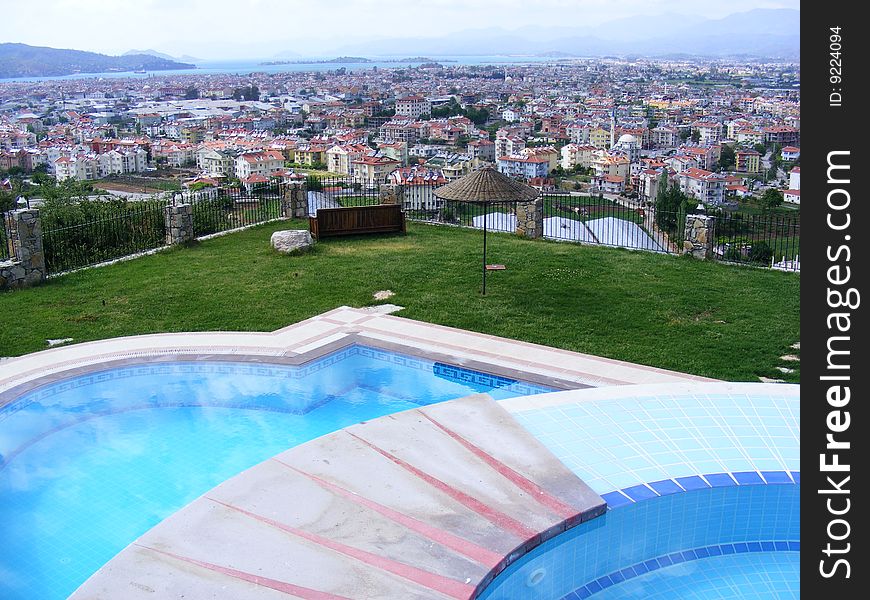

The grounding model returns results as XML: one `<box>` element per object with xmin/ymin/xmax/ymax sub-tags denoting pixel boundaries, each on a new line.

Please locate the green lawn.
<box><xmin>0</xmin><ymin>220</ymin><xmax>800</xmax><ymax>382</ymax></box>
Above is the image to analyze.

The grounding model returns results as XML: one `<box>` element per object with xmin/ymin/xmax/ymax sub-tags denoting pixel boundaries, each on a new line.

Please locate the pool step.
<box><xmin>71</xmin><ymin>394</ymin><xmax>605</xmax><ymax>599</ymax></box>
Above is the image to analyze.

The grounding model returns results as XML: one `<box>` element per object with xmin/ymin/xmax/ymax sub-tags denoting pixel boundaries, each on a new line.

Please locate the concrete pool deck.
<box><xmin>0</xmin><ymin>306</ymin><xmax>714</xmax><ymax>403</ymax></box>
<box><xmin>70</xmin><ymin>394</ymin><xmax>606</xmax><ymax>599</ymax></box>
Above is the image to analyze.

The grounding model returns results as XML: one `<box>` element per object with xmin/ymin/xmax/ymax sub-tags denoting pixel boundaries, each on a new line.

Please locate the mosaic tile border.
<box><xmin>559</xmin><ymin>540</ymin><xmax>801</xmax><ymax>600</ymax></box>
<box><xmin>600</xmin><ymin>469</ymin><xmax>800</xmax><ymax>509</ymax></box>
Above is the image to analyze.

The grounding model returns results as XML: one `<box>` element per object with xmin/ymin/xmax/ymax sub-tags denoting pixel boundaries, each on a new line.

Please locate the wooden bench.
<box><xmin>309</xmin><ymin>204</ymin><xmax>406</xmax><ymax>239</ymax></box>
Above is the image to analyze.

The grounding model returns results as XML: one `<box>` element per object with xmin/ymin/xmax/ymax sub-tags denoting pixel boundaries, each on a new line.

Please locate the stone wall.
<box><xmin>683</xmin><ymin>214</ymin><xmax>715</xmax><ymax>259</ymax></box>
<box><xmin>515</xmin><ymin>198</ymin><xmax>544</xmax><ymax>239</ymax></box>
<box><xmin>164</xmin><ymin>204</ymin><xmax>194</xmax><ymax>246</ymax></box>
<box><xmin>0</xmin><ymin>209</ymin><xmax>46</xmax><ymax>290</ymax></box>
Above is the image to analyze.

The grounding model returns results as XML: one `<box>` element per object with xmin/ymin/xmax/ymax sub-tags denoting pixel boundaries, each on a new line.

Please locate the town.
<box><xmin>1</xmin><ymin>57</ymin><xmax>800</xmax><ymax>211</ymax></box>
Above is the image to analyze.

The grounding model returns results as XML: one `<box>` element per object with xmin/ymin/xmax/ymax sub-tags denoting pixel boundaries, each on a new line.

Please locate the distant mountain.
<box><xmin>0</xmin><ymin>43</ymin><xmax>195</xmax><ymax>78</ymax></box>
<box><xmin>335</xmin><ymin>8</ymin><xmax>798</xmax><ymax>59</ymax></box>
<box><xmin>124</xmin><ymin>49</ymin><xmax>202</xmax><ymax>63</ymax></box>
<box><xmin>124</xmin><ymin>48</ymin><xmax>176</xmax><ymax>61</ymax></box>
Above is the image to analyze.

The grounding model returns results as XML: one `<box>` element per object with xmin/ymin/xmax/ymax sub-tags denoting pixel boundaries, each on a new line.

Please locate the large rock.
<box><xmin>271</xmin><ymin>230</ymin><xmax>314</xmax><ymax>254</ymax></box>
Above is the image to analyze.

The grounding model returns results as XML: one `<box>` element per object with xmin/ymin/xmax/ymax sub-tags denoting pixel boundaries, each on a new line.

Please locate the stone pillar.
<box><xmin>0</xmin><ymin>208</ymin><xmax>46</xmax><ymax>290</ymax></box>
<box><xmin>164</xmin><ymin>203</ymin><xmax>194</xmax><ymax>245</ymax></box>
<box><xmin>683</xmin><ymin>214</ymin><xmax>715</xmax><ymax>259</ymax></box>
<box><xmin>515</xmin><ymin>198</ymin><xmax>544</xmax><ymax>239</ymax></box>
<box><xmin>284</xmin><ymin>184</ymin><xmax>307</xmax><ymax>218</ymax></box>
<box><xmin>379</xmin><ymin>184</ymin><xmax>404</xmax><ymax>206</ymax></box>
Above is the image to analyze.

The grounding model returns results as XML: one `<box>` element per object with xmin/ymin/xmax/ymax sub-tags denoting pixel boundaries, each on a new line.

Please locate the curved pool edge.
<box><xmin>67</xmin><ymin>381</ymin><xmax>799</xmax><ymax>600</ymax></box>
<box><xmin>69</xmin><ymin>393</ymin><xmax>608</xmax><ymax>600</ymax></box>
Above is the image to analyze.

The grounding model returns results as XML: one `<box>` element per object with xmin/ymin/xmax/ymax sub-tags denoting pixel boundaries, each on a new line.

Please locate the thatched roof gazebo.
<box><xmin>434</xmin><ymin>167</ymin><xmax>540</xmax><ymax>294</ymax></box>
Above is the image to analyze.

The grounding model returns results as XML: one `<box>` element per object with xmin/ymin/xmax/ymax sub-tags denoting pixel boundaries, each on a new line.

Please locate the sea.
<box><xmin>2</xmin><ymin>56</ymin><xmax>565</xmax><ymax>83</ymax></box>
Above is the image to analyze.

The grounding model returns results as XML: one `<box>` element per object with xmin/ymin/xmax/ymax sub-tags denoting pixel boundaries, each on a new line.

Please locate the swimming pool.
<box><xmin>478</xmin><ymin>480</ymin><xmax>799</xmax><ymax>599</ymax></box>
<box><xmin>486</xmin><ymin>383</ymin><xmax>801</xmax><ymax>600</ymax></box>
<box><xmin>0</xmin><ymin>344</ymin><xmax>554</xmax><ymax>600</ymax></box>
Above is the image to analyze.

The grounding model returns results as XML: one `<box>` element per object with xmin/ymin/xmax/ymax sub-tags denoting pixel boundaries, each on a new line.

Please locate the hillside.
<box><xmin>0</xmin><ymin>43</ymin><xmax>195</xmax><ymax>78</ymax></box>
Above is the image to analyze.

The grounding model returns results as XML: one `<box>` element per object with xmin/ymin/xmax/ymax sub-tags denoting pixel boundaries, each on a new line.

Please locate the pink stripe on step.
<box><xmin>274</xmin><ymin>459</ymin><xmax>504</xmax><ymax>568</ymax></box>
<box><xmin>420</xmin><ymin>411</ymin><xmax>578</xmax><ymax>519</ymax></box>
<box><xmin>137</xmin><ymin>544</ymin><xmax>351</xmax><ymax>600</ymax></box>
<box><xmin>209</xmin><ymin>499</ymin><xmax>475</xmax><ymax>599</ymax></box>
<box><xmin>347</xmin><ymin>431</ymin><xmax>537</xmax><ymax>540</ymax></box>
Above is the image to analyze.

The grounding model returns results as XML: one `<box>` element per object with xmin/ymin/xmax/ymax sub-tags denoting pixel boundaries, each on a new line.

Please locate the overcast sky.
<box><xmin>2</xmin><ymin>0</ymin><xmax>800</xmax><ymax>60</ymax></box>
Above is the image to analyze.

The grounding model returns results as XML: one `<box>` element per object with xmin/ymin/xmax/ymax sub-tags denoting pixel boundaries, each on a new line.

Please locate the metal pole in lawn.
<box><xmin>482</xmin><ymin>201</ymin><xmax>488</xmax><ymax>295</ymax></box>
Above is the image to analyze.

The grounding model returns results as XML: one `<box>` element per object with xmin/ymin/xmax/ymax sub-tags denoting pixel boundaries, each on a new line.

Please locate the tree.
<box><xmin>305</xmin><ymin>175</ymin><xmax>322</xmax><ymax>192</ymax></box>
<box><xmin>759</xmin><ymin>188</ymin><xmax>784</xmax><ymax>212</ymax></box>
<box><xmin>184</xmin><ymin>87</ymin><xmax>200</xmax><ymax>100</ymax></box>
<box><xmin>690</xmin><ymin>130</ymin><xmax>701</xmax><ymax>144</ymax></box>
<box><xmin>718</xmin><ymin>144</ymin><xmax>736</xmax><ymax>171</ymax></box>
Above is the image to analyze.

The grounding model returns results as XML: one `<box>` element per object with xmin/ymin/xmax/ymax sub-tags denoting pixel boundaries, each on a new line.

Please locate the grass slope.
<box><xmin>0</xmin><ymin>221</ymin><xmax>799</xmax><ymax>382</ymax></box>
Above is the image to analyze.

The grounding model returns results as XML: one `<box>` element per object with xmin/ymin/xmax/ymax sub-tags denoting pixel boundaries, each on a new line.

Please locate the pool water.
<box><xmin>478</xmin><ymin>484</ymin><xmax>799</xmax><ymax>600</ymax></box>
<box><xmin>0</xmin><ymin>345</ymin><xmax>553</xmax><ymax>600</ymax></box>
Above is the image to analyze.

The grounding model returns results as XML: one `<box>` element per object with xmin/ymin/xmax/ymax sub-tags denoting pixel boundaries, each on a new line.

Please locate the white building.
<box><xmin>395</xmin><ymin>95</ymin><xmax>432</xmax><ymax>119</ymax></box>
<box><xmin>678</xmin><ymin>167</ymin><xmax>727</xmax><ymax>206</ymax></box>
<box><xmin>235</xmin><ymin>150</ymin><xmax>285</xmax><ymax>180</ymax></box>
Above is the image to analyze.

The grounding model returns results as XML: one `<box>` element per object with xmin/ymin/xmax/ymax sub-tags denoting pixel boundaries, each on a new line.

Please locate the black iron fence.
<box><xmin>711</xmin><ymin>210</ymin><xmax>800</xmax><ymax>271</ymax></box>
<box><xmin>42</xmin><ymin>200</ymin><xmax>169</xmax><ymax>274</ymax></box>
<box><xmin>304</xmin><ymin>178</ymin><xmax>801</xmax><ymax>269</ymax></box>
<box><xmin>542</xmin><ymin>193</ymin><xmax>673</xmax><ymax>253</ymax></box>
<box><xmin>1</xmin><ymin>213</ymin><xmax>11</xmax><ymax>262</ymax></box>
<box><xmin>23</xmin><ymin>176</ymin><xmax>800</xmax><ymax>277</ymax></box>
<box><xmin>190</xmin><ymin>181</ymin><xmax>284</xmax><ymax>237</ymax></box>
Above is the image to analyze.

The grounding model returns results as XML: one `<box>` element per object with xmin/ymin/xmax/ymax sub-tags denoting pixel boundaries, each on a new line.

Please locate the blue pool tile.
<box><xmin>575</xmin><ymin>588</ymin><xmax>592</xmax><ymax>599</ymax></box>
<box><xmin>619</xmin><ymin>566</ymin><xmax>635</xmax><ymax>580</ymax></box>
<box><xmin>602</xmin><ymin>491</ymin><xmax>633</xmax><ymax>508</ymax></box>
<box><xmin>733</xmin><ymin>471</ymin><xmax>765</xmax><ymax>485</ymax></box>
<box><xmin>761</xmin><ymin>470</ymin><xmax>793</xmax><ymax>484</ymax></box>
<box><xmin>648</xmin><ymin>479</ymin><xmax>683</xmax><ymax>496</ymax></box>
<box><xmin>788</xmin><ymin>541</ymin><xmax>800</xmax><ymax>551</ymax></box>
<box><xmin>681</xmin><ymin>550</ymin><xmax>697</xmax><ymax>561</ymax></box>
<box><xmin>704</xmin><ymin>473</ymin><xmax>737</xmax><ymax>487</ymax></box>
<box><xmin>597</xmin><ymin>575</ymin><xmax>614</xmax><ymax>589</ymax></box>
<box><xmin>644</xmin><ymin>558</ymin><xmax>660</xmax><ymax>571</ymax></box>
<box><xmin>721</xmin><ymin>544</ymin><xmax>736</xmax><ymax>554</ymax></box>
<box><xmin>586</xmin><ymin>580</ymin><xmax>603</xmax><ymax>594</ymax></box>
<box><xmin>622</xmin><ymin>484</ymin><xmax>658</xmax><ymax>501</ymax></box>
<box><xmin>610</xmin><ymin>571</ymin><xmax>626</xmax><ymax>584</ymax></box>
<box><xmin>761</xmin><ymin>541</ymin><xmax>776</xmax><ymax>551</ymax></box>
<box><xmin>669</xmin><ymin>552</ymin><xmax>686</xmax><ymax>564</ymax></box>
<box><xmin>695</xmin><ymin>546</ymin><xmax>710</xmax><ymax>558</ymax></box>
<box><xmin>658</xmin><ymin>555</ymin><xmax>673</xmax><ymax>566</ymax></box>
<box><xmin>790</xmin><ymin>471</ymin><xmax>801</xmax><ymax>484</ymax></box>
<box><xmin>734</xmin><ymin>542</ymin><xmax>750</xmax><ymax>553</ymax></box>
<box><xmin>708</xmin><ymin>545</ymin><xmax>723</xmax><ymax>556</ymax></box>
<box><xmin>747</xmin><ymin>541</ymin><xmax>763</xmax><ymax>552</ymax></box>
<box><xmin>675</xmin><ymin>475</ymin><xmax>710</xmax><ymax>491</ymax></box>
<box><xmin>774</xmin><ymin>541</ymin><xmax>789</xmax><ymax>551</ymax></box>
<box><xmin>632</xmin><ymin>563</ymin><xmax>649</xmax><ymax>575</ymax></box>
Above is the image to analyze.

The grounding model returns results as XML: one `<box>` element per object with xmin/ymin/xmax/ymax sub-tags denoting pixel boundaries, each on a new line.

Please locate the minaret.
<box><xmin>609</xmin><ymin>107</ymin><xmax>616</xmax><ymax>149</ymax></box>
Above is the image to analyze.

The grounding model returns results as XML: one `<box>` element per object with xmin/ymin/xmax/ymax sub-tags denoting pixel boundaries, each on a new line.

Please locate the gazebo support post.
<box><xmin>482</xmin><ymin>202</ymin><xmax>488</xmax><ymax>295</ymax></box>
